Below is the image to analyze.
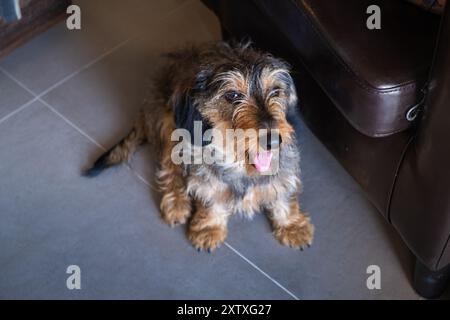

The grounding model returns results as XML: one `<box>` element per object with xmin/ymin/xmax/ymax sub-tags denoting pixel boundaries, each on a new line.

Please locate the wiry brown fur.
<box><xmin>85</xmin><ymin>41</ymin><xmax>314</xmax><ymax>251</ymax></box>
<box><xmin>157</xmin><ymin>111</ymin><xmax>192</xmax><ymax>226</ymax></box>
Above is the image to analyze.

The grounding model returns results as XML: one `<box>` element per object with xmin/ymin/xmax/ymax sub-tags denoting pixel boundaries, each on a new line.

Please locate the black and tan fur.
<box><xmin>85</xmin><ymin>42</ymin><xmax>314</xmax><ymax>251</ymax></box>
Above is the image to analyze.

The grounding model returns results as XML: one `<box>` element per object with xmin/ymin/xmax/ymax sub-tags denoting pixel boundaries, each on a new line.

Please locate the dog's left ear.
<box><xmin>277</xmin><ymin>61</ymin><xmax>298</xmax><ymax>112</ymax></box>
<box><xmin>285</xmin><ymin>72</ymin><xmax>298</xmax><ymax>112</ymax></box>
<box><xmin>270</xmin><ymin>57</ymin><xmax>298</xmax><ymax>111</ymax></box>
<box><xmin>171</xmin><ymin>70</ymin><xmax>213</xmax><ymax>147</ymax></box>
<box><xmin>277</xmin><ymin>67</ymin><xmax>301</xmax><ymax>127</ymax></box>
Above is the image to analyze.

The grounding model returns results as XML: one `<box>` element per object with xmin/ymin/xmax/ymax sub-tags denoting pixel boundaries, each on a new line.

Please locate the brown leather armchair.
<box><xmin>203</xmin><ymin>0</ymin><xmax>450</xmax><ymax>298</ymax></box>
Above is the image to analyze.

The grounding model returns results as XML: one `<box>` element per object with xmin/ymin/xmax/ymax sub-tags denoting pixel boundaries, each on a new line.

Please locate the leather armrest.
<box><xmin>390</xmin><ymin>2</ymin><xmax>450</xmax><ymax>271</ymax></box>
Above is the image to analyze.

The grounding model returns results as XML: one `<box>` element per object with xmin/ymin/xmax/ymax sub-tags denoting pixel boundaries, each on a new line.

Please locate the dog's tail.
<box><xmin>84</xmin><ymin>116</ymin><xmax>147</xmax><ymax>177</ymax></box>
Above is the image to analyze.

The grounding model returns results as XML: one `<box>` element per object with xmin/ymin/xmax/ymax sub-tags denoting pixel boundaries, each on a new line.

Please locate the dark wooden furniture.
<box><xmin>0</xmin><ymin>0</ymin><xmax>71</xmax><ymax>59</ymax></box>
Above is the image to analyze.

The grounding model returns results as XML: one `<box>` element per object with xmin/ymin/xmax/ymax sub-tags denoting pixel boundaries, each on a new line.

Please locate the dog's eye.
<box><xmin>224</xmin><ymin>91</ymin><xmax>244</xmax><ymax>103</ymax></box>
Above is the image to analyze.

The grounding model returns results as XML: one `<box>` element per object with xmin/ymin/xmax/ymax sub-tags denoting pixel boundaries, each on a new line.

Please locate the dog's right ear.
<box><xmin>171</xmin><ymin>70</ymin><xmax>213</xmax><ymax>146</ymax></box>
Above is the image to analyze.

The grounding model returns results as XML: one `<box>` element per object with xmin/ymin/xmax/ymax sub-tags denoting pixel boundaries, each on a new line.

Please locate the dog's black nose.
<box><xmin>262</xmin><ymin>132</ymin><xmax>282</xmax><ymax>150</ymax></box>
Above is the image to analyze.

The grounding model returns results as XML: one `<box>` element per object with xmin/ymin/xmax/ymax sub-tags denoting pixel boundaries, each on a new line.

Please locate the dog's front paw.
<box><xmin>188</xmin><ymin>226</ymin><xmax>228</xmax><ymax>252</ymax></box>
<box><xmin>273</xmin><ymin>214</ymin><xmax>314</xmax><ymax>249</ymax></box>
<box><xmin>160</xmin><ymin>191</ymin><xmax>191</xmax><ymax>227</ymax></box>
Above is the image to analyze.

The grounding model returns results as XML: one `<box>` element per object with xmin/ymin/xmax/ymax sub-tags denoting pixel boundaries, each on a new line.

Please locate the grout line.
<box><xmin>1</xmin><ymin>64</ymin><xmax>160</xmax><ymax>190</ymax></box>
<box><xmin>0</xmin><ymin>66</ymin><xmax>38</xmax><ymax>96</ymax></box>
<box><xmin>36</xmin><ymin>37</ymin><xmax>135</xmax><ymax>99</ymax></box>
<box><xmin>0</xmin><ymin>65</ymin><xmax>106</xmax><ymax>150</ymax></box>
<box><xmin>40</xmin><ymin>100</ymin><xmax>106</xmax><ymax>150</ymax></box>
<box><xmin>0</xmin><ymin>36</ymin><xmax>133</xmax><ymax>100</ymax></box>
<box><xmin>128</xmin><ymin>168</ymin><xmax>152</xmax><ymax>187</ymax></box>
<box><xmin>0</xmin><ymin>97</ymin><xmax>38</xmax><ymax>125</ymax></box>
<box><xmin>121</xmin><ymin>160</ymin><xmax>296</xmax><ymax>300</ymax></box>
<box><xmin>0</xmin><ymin>35</ymin><xmax>133</xmax><ymax>127</ymax></box>
<box><xmin>2</xmin><ymin>62</ymin><xmax>160</xmax><ymax>191</ymax></box>
<box><xmin>0</xmin><ymin>0</ymin><xmax>197</xmax><ymax>127</ymax></box>
<box><xmin>124</xmin><ymin>164</ymin><xmax>159</xmax><ymax>191</ymax></box>
<box><xmin>3</xmin><ymin>63</ymin><xmax>298</xmax><ymax>302</ymax></box>
<box><xmin>131</xmin><ymin>170</ymin><xmax>151</xmax><ymax>187</ymax></box>
<box><xmin>126</xmin><ymin>165</ymin><xmax>299</xmax><ymax>300</ymax></box>
<box><xmin>224</xmin><ymin>242</ymin><xmax>300</xmax><ymax>300</ymax></box>
<box><xmin>0</xmin><ymin>0</ymin><xmax>297</xmax><ymax>300</ymax></box>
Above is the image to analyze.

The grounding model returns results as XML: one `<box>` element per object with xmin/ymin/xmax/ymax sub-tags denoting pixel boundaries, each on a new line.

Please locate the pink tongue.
<box><xmin>254</xmin><ymin>150</ymin><xmax>273</xmax><ymax>173</ymax></box>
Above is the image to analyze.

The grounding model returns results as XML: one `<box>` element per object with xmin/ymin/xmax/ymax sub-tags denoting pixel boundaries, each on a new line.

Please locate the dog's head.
<box><xmin>172</xmin><ymin>42</ymin><xmax>298</xmax><ymax>174</ymax></box>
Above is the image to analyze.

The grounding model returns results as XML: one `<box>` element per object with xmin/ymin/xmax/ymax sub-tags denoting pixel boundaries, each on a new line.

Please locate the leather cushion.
<box><xmin>256</xmin><ymin>0</ymin><xmax>440</xmax><ymax>137</ymax></box>
<box><xmin>404</xmin><ymin>0</ymin><xmax>446</xmax><ymax>14</ymax></box>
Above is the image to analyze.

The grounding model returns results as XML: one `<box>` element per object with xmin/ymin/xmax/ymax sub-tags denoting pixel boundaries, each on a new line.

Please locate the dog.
<box><xmin>85</xmin><ymin>41</ymin><xmax>314</xmax><ymax>251</ymax></box>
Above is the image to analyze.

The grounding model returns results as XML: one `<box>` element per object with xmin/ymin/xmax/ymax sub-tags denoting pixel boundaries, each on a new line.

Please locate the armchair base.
<box><xmin>413</xmin><ymin>259</ymin><xmax>450</xmax><ymax>299</ymax></box>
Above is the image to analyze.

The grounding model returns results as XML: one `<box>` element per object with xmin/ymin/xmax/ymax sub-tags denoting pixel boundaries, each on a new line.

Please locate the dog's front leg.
<box><xmin>157</xmin><ymin>112</ymin><xmax>192</xmax><ymax>227</ymax></box>
<box><xmin>188</xmin><ymin>200</ymin><xmax>229</xmax><ymax>252</ymax></box>
<box><xmin>268</xmin><ymin>196</ymin><xmax>314</xmax><ymax>249</ymax></box>
<box><xmin>158</xmin><ymin>163</ymin><xmax>191</xmax><ymax>227</ymax></box>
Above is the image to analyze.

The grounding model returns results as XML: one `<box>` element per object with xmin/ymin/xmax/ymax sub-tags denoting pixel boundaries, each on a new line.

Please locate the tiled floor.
<box><xmin>0</xmin><ymin>0</ymin><xmax>441</xmax><ymax>299</ymax></box>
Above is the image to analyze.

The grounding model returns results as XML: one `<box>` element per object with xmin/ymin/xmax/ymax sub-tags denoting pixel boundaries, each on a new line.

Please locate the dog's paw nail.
<box><xmin>300</xmin><ymin>247</ymin><xmax>303</xmax><ymax>251</ymax></box>
<box><xmin>197</xmin><ymin>248</ymin><xmax>201</xmax><ymax>252</ymax></box>
<box><xmin>307</xmin><ymin>244</ymin><xmax>311</xmax><ymax>248</ymax></box>
<box><xmin>207</xmin><ymin>249</ymin><xmax>211</xmax><ymax>253</ymax></box>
